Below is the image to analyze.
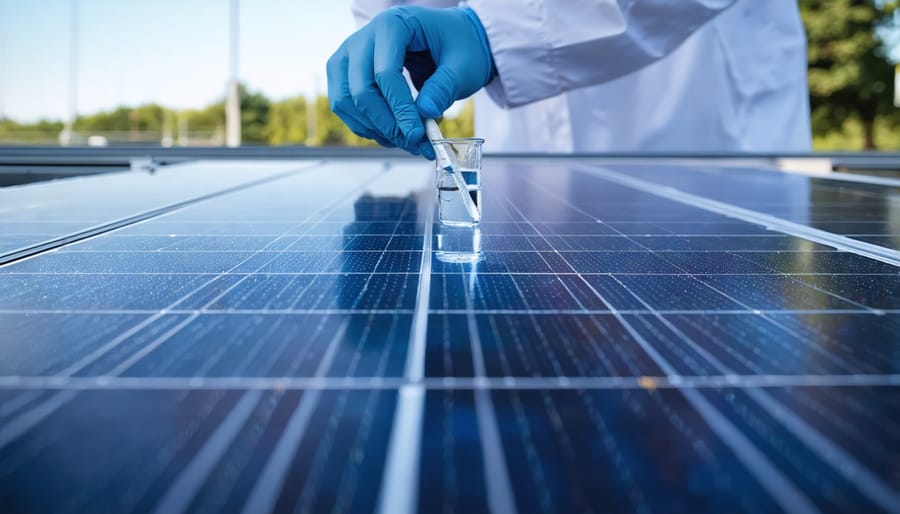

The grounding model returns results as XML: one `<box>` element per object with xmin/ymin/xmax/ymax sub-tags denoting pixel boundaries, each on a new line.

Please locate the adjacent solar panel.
<box><xmin>0</xmin><ymin>160</ymin><xmax>312</xmax><ymax>259</ymax></box>
<box><xmin>0</xmin><ymin>158</ymin><xmax>897</xmax><ymax>513</ymax></box>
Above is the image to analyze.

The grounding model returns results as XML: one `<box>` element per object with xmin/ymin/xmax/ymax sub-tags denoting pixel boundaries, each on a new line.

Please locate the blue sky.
<box><xmin>0</xmin><ymin>0</ymin><xmax>357</xmax><ymax>122</ymax></box>
<box><xmin>2</xmin><ymin>2</ymin><xmax>897</xmax><ymax>123</ymax></box>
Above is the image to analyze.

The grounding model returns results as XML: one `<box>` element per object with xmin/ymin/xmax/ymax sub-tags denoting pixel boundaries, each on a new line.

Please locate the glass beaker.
<box><xmin>435</xmin><ymin>225</ymin><xmax>483</xmax><ymax>263</ymax></box>
<box><xmin>434</xmin><ymin>138</ymin><xmax>483</xmax><ymax>227</ymax></box>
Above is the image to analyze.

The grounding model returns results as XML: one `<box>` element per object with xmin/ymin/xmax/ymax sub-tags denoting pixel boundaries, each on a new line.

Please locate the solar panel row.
<box><xmin>0</xmin><ymin>158</ymin><xmax>897</xmax><ymax>513</ymax></box>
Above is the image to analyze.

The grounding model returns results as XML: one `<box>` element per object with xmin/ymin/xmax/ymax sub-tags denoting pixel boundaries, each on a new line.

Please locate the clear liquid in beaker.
<box><xmin>438</xmin><ymin>168</ymin><xmax>480</xmax><ymax>226</ymax></box>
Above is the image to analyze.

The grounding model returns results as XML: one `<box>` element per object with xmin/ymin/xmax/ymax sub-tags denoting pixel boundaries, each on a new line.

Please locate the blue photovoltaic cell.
<box><xmin>0</xmin><ymin>312</ymin><xmax>152</xmax><ymax>376</ymax></box>
<box><xmin>491</xmin><ymin>388</ymin><xmax>783</xmax><ymax>513</ymax></box>
<box><xmin>0</xmin><ymin>388</ymin><xmax>397</xmax><ymax>513</ymax></box>
<box><xmin>0</xmin><ymin>161</ymin><xmax>311</xmax><ymax>256</ymax></box>
<box><xmin>0</xmin><ymin>273</ymin><xmax>219</xmax><ymax>310</ymax></box>
<box><xmin>0</xmin><ymin>158</ymin><xmax>898</xmax><ymax>513</ymax></box>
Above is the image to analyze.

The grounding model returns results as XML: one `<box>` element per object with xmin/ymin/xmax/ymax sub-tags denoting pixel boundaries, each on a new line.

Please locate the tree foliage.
<box><xmin>0</xmin><ymin>117</ymin><xmax>63</xmax><ymax>143</ymax></box>
<box><xmin>800</xmin><ymin>0</ymin><xmax>898</xmax><ymax>149</ymax></box>
<box><xmin>267</xmin><ymin>96</ymin><xmax>307</xmax><ymax>144</ymax></box>
<box><xmin>239</xmin><ymin>86</ymin><xmax>271</xmax><ymax>143</ymax></box>
<box><xmin>437</xmin><ymin>100</ymin><xmax>474</xmax><ymax>139</ymax></box>
<box><xmin>0</xmin><ymin>83</ymin><xmax>475</xmax><ymax>147</ymax></box>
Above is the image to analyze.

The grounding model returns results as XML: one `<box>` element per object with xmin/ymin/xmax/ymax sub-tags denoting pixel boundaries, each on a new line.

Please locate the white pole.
<box><xmin>225</xmin><ymin>0</ymin><xmax>241</xmax><ymax>147</ymax></box>
<box><xmin>61</xmin><ymin>0</ymin><xmax>79</xmax><ymax>146</ymax></box>
<box><xmin>177</xmin><ymin>111</ymin><xmax>189</xmax><ymax>147</ymax></box>
<box><xmin>306</xmin><ymin>74</ymin><xmax>320</xmax><ymax>146</ymax></box>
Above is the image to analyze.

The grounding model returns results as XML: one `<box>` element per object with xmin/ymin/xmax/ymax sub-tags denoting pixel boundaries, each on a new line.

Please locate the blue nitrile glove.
<box><xmin>326</xmin><ymin>6</ymin><xmax>493</xmax><ymax>160</ymax></box>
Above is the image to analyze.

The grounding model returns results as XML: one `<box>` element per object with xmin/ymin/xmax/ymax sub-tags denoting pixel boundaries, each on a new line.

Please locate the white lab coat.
<box><xmin>352</xmin><ymin>0</ymin><xmax>812</xmax><ymax>153</ymax></box>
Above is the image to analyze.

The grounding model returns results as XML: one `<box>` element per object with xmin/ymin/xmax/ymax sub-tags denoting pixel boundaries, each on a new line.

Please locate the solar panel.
<box><xmin>0</xmin><ymin>157</ymin><xmax>898</xmax><ymax>513</ymax></box>
<box><xmin>0</xmin><ymin>160</ymin><xmax>314</xmax><ymax>260</ymax></box>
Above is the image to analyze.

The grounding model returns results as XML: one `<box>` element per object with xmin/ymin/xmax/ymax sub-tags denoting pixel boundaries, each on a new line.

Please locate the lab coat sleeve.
<box><xmin>466</xmin><ymin>0</ymin><xmax>737</xmax><ymax>108</ymax></box>
<box><xmin>352</xmin><ymin>0</ymin><xmax>390</xmax><ymax>26</ymax></box>
<box><xmin>352</xmin><ymin>0</ymin><xmax>458</xmax><ymax>26</ymax></box>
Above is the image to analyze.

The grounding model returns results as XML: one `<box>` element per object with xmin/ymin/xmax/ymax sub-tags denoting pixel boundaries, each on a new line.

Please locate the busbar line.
<box><xmin>0</xmin><ymin>271</ymin><xmax>892</xmax><ymax>276</ymax></box>
<box><xmin>375</xmin><ymin>385</ymin><xmax>425</xmax><ymax>514</ymax></box>
<box><xmin>55</xmin><ymin>311</ymin><xmax>171</xmax><ymax>377</ymax></box>
<box><xmin>576</xmin><ymin>166</ymin><xmax>900</xmax><ymax>268</ymax></box>
<box><xmin>239</xmin><ymin>390</ymin><xmax>322</xmax><ymax>514</ymax></box>
<box><xmin>739</xmin><ymin>159</ymin><xmax>900</xmax><ymax>189</ymax></box>
<box><xmin>237</xmin><ymin>319</ymin><xmax>357</xmax><ymax>514</ymax></box>
<box><xmin>21</xmin><ymin>244</ymin><xmax>883</xmax><ymax>251</ymax></box>
<box><xmin>404</xmin><ymin>193</ymin><xmax>435</xmax><ymax>383</ymax></box>
<box><xmin>236</xmin><ymin>313</ymin><xmax>355</xmax><ymax>514</ymax></box>
<box><xmin>376</xmin><ymin>190</ymin><xmax>434</xmax><ymax>514</ymax></box>
<box><xmin>465</xmin><ymin>278</ymin><xmax>519</xmax><ymax>514</ymax></box>
<box><xmin>0</xmin><ymin>308</ymin><xmax>897</xmax><ymax>316</ymax></box>
<box><xmin>152</xmin><ymin>390</ymin><xmax>263</xmax><ymax>514</ymax></box>
<box><xmin>101</xmin><ymin>313</ymin><xmax>201</xmax><ymax>377</ymax></box>
<box><xmin>818</xmin><ymin>170</ymin><xmax>900</xmax><ymax>188</ymax></box>
<box><xmin>0</xmin><ymin>162</ymin><xmax>320</xmax><ymax>267</ymax></box>
<box><xmin>0</xmin><ymin>390</ymin><xmax>78</xmax><ymax>451</ymax></box>
<box><xmin>0</xmin><ymin>374</ymin><xmax>899</xmax><ymax>390</ymax></box>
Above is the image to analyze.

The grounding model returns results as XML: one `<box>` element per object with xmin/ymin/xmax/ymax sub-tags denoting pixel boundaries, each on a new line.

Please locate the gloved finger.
<box><xmin>398</xmin><ymin>135</ymin><xmax>430</xmax><ymax>156</ymax></box>
<box><xmin>340</xmin><ymin>112</ymin><xmax>395</xmax><ymax>147</ymax></box>
<box><xmin>346</xmin><ymin>36</ymin><xmax>405</xmax><ymax>146</ymax></box>
<box><xmin>415</xmin><ymin>65</ymin><xmax>458</xmax><ymax>119</ymax></box>
<box><xmin>401</xmin><ymin>140</ymin><xmax>422</xmax><ymax>156</ymax></box>
<box><xmin>368</xmin><ymin>133</ymin><xmax>396</xmax><ymax>147</ymax></box>
<box><xmin>327</xmin><ymin>41</ymin><xmax>395</xmax><ymax>148</ymax></box>
<box><xmin>418</xmin><ymin>140</ymin><xmax>435</xmax><ymax>160</ymax></box>
<box><xmin>372</xmin><ymin>20</ymin><xmax>426</xmax><ymax>148</ymax></box>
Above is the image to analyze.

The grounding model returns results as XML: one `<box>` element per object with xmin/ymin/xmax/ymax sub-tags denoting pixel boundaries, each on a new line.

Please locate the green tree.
<box><xmin>437</xmin><ymin>99</ymin><xmax>474</xmax><ymax>138</ymax></box>
<box><xmin>0</xmin><ymin>117</ymin><xmax>62</xmax><ymax>143</ymax></box>
<box><xmin>130</xmin><ymin>104</ymin><xmax>167</xmax><ymax>132</ymax></box>
<box><xmin>311</xmin><ymin>95</ymin><xmax>376</xmax><ymax>147</ymax></box>
<box><xmin>72</xmin><ymin>103</ymin><xmax>169</xmax><ymax>133</ymax></box>
<box><xmin>0</xmin><ymin>87</ymin><xmax>477</xmax><ymax>148</ymax></box>
<box><xmin>240</xmin><ymin>85</ymin><xmax>271</xmax><ymax>144</ymax></box>
<box><xmin>800</xmin><ymin>0</ymin><xmax>898</xmax><ymax>149</ymax></box>
<box><xmin>73</xmin><ymin>107</ymin><xmax>131</xmax><ymax>132</ymax></box>
<box><xmin>267</xmin><ymin>96</ymin><xmax>307</xmax><ymax>144</ymax></box>
<box><xmin>178</xmin><ymin>84</ymin><xmax>271</xmax><ymax>144</ymax></box>
<box><xmin>182</xmin><ymin>102</ymin><xmax>225</xmax><ymax>133</ymax></box>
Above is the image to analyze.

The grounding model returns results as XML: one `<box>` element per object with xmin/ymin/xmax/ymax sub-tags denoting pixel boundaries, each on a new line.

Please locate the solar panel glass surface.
<box><xmin>0</xmin><ymin>158</ymin><xmax>897</xmax><ymax>513</ymax></box>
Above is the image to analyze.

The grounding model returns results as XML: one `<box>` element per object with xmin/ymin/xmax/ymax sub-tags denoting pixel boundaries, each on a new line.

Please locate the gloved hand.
<box><xmin>326</xmin><ymin>6</ymin><xmax>493</xmax><ymax>159</ymax></box>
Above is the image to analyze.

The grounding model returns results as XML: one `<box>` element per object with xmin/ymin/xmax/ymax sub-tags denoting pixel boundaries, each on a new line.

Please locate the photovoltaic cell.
<box><xmin>0</xmin><ymin>158</ymin><xmax>898</xmax><ymax>513</ymax></box>
<box><xmin>0</xmin><ymin>161</ymin><xmax>312</xmax><ymax>257</ymax></box>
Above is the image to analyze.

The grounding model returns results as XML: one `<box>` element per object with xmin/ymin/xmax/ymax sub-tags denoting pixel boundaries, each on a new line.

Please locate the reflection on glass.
<box><xmin>337</xmin><ymin>192</ymin><xmax>418</xmax><ymax>309</ymax></box>
<box><xmin>435</xmin><ymin>225</ymin><xmax>482</xmax><ymax>264</ymax></box>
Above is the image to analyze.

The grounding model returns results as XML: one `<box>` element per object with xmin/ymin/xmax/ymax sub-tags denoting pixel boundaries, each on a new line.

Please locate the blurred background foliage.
<box><xmin>0</xmin><ymin>84</ymin><xmax>475</xmax><ymax>147</ymax></box>
<box><xmin>0</xmin><ymin>0</ymin><xmax>897</xmax><ymax>150</ymax></box>
<box><xmin>801</xmin><ymin>0</ymin><xmax>899</xmax><ymax>150</ymax></box>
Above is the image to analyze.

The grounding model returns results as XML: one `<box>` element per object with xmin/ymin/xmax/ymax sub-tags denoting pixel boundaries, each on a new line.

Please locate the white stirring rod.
<box><xmin>424</xmin><ymin>118</ymin><xmax>481</xmax><ymax>223</ymax></box>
